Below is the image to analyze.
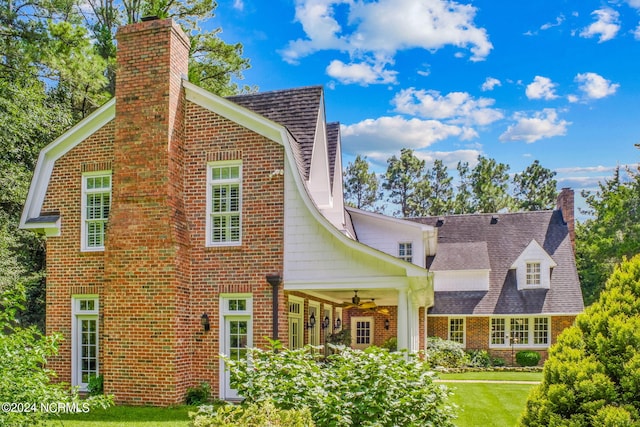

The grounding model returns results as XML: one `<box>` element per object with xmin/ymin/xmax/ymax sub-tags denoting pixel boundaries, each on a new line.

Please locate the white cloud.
<box><xmin>575</xmin><ymin>72</ymin><xmax>619</xmax><ymax>99</ymax></box>
<box><xmin>233</xmin><ymin>0</ymin><xmax>244</xmax><ymax>11</ymax></box>
<box><xmin>499</xmin><ymin>109</ymin><xmax>571</xmax><ymax>143</ymax></box>
<box><xmin>526</xmin><ymin>76</ymin><xmax>559</xmax><ymax>100</ymax></box>
<box><xmin>626</xmin><ymin>0</ymin><xmax>640</xmax><ymax>10</ymax></box>
<box><xmin>481</xmin><ymin>77</ymin><xmax>501</xmax><ymax>91</ymax></box>
<box><xmin>414</xmin><ymin>149</ymin><xmax>482</xmax><ymax>169</ymax></box>
<box><xmin>541</xmin><ymin>15</ymin><xmax>565</xmax><ymax>31</ymax></box>
<box><xmin>392</xmin><ymin>88</ymin><xmax>504</xmax><ymax>126</ymax></box>
<box><xmin>579</xmin><ymin>8</ymin><xmax>620</xmax><ymax>42</ymax></box>
<box><xmin>281</xmin><ymin>0</ymin><xmax>492</xmax><ymax>84</ymax></box>
<box><xmin>326</xmin><ymin>59</ymin><xmax>398</xmax><ymax>85</ymax></box>
<box><xmin>634</xmin><ymin>22</ymin><xmax>640</xmax><ymax>40</ymax></box>
<box><xmin>340</xmin><ymin>116</ymin><xmax>467</xmax><ymax>156</ymax></box>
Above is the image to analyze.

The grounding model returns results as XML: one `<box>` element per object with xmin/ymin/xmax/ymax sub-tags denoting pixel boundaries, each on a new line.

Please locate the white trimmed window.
<box><xmin>72</xmin><ymin>296</ymin><xmax>99</xmax><ymax>391</ymax></box>
<box><xmin>526</xmin><ymin>262</ymin><xmax>541</xmax><ymax>286</ymax></box>
<box><xmin>220</xmin><ymin>294</ymin><xmax>253</xmax><ymax>400</ymax></box>
<box><xmin>490</xmin><ymin>316</ymin><xmax>550</xmax><ymax>348</ymax></box>
<box><xmin>398</xmin><ymin>242</ymin><xmax>413</xmax><ymax>263</ymax></box>
<box><xmin>207</xmin><ymin>161</ymin><xmax>242</xmax><ymax>246</ymax></box>
<box><xmin>82</xmin><ymin>173</ymin><xmax>111</xmax><ymax>251</ymax></box>
<box><xmin>449</xmin><ymin>317</ymin><xmax>465</xmax><ymax>344</ymax></box>
<box><xmin>351</xmin><ymin>316</ymin><xmax>373</xmax><ymax>349</ymax></box>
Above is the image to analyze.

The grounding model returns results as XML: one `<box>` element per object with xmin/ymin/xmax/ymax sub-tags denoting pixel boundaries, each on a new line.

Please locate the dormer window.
<box><xmin>526</xmin><ymin>262</ymin><xmax>541</xmax><ymax>286</ymax></box>
<box><xmin>511</xmin><ymin>240</ymin><xmax>556</xmax><ymax>290</ymax></box>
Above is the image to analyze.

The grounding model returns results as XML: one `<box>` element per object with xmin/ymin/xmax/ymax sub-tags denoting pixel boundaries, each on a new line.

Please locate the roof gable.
<box><xmin>510</xmin><ymin>239</ymin><xmax>557</xmax><ymax>270</ymax></box>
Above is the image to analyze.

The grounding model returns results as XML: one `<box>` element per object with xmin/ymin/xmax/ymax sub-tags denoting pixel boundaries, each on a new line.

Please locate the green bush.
<box><xmin>223</xmin><ymin>341</ymin><xmax>455</xmax><ymax>427</ymax></box>
<box><xmin>515</xmin><ymin>351</ymin><xmax>541</xmax><ymax>367</ymax></box>
<box><xmin>381</xmin><ymin>336</ymin><xmax>397</xmax><ymax>352</ymax></box>
<box><xmin>520</xmin><ymin>254</ymin><xmax>640</xmax><ymax>426</ymax></box>
<box><xmin>190</xmin><ymin>400</ymin><xmax>314</xmax><ymax>427</ymax></box>
<box><xmin>0</xmin><ymin>286</ymin><xmax>112</xmax><ymax>426</ymax></box>
<box><xmin>87</xmin><ymin>374</ymin><xmax>104</xmax><ymax>396</ymax></box>
<box><xmin>492</xmin><ymin>357</ymin><xmax>506</xmax><ymax>367</ymax></box>
<box><xmin>185</xmin><ymin>382</ymin><xmax>211</xmax><ymax>405</ymax></box>
<box><xmin>467</xmin><ymin>349</ymin><xmax>492</xmax><ymax>367</ymax></box>
<box><xmin>426</xmin><ymin>337</ymin><xmax>469</xmax><ymax>368</ymax></box>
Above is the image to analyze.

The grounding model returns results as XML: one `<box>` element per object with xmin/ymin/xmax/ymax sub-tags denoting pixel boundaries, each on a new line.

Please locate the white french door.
<box><xmin>219</xmin><ymin>295</ymin><xmax>252</xmax><ymax>400</ymax></box>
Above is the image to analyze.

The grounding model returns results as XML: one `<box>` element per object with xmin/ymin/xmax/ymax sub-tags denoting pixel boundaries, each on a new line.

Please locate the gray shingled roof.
<box><xmin>410</xmin><ymin>211</ymin><xmax>584</xmax><ymax>315</ymax></box>
<box><xmin>326</xmin><ymin>122</ymin><xmax>339</xmax><ymax>191</ymax></box>
<box><xmin>429</xmin><ymin>242</ymin><xmax>490</xmax><ymax>271</ymax></box>
<box><xmin>227</xmin><ymin>86</ymin><xmax>322</xmax><ymax>180</ymax></box>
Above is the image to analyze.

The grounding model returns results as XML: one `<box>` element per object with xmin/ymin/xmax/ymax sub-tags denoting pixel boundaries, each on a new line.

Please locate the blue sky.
<box><xmin>208</xmin><ymin>0</ymin><xmax>640</xmax><ymax>215</ymax></box>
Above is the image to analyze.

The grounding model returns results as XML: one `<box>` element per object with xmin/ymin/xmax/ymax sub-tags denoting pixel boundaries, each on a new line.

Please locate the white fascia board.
<box><xmin>510</xmin><ymin>239</ymin><xmax>558</xmax><ymax>269</ymax></box>
<box><xmin>183</xmin><ymin>81</ymin><xmax>284</xmax><ymax>146</ymax></box>
<box><xmin>346</xmin><ymin>206</ymin><xmax>434</xmax><ymax>233</ymax></box>
<box><xmin>20</xmin><ymin>98</ymin><xmax>116</xmax><ymax>231</ymax></box>
<box><xmin>285</xmin><ymin>276</ymin><xmax>410</xmax><ymax>291</ymax></box>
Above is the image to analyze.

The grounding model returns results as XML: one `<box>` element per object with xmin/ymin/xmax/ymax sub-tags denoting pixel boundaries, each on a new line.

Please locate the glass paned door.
<box><xmin>80</xmin><ymin>318</ymin><xmax>98</xmax><ymax>384</ymax></box>
<box><xmin>351</xmin><ymin>317</ymin><xmax>373</xmax><ymax>349</ymax></box>
<box><xmin>222</xmin><ymin>316</ymin><xmax>250</xmax><ymax>399</ymax></box>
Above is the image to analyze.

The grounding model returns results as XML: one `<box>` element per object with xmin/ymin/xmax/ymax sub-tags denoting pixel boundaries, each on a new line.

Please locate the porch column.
<box><xmin>397</xmin><ymin>288</ymin><xmax>408</xmax><ymax>350</ymax></box>
<box><xmin>408</xmin><ymin>300</ymin><xmax>420</xmax><ymax>352</ymax></box>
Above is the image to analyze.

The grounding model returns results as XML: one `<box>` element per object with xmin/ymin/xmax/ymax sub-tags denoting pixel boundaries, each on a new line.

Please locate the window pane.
<box><xmin>449</xmin><ymin>318</ymin><xmax>464</xmax><ymax>344</ymax></box>
<box><xmin>491</xmin><ymin>318</ymin><xmax>505</xmax><ymax>345</ymax></box>
<box><xmin>534</xmin><ymin>317</ymin><xmax>549</xmax><ymax>345</ymax></box>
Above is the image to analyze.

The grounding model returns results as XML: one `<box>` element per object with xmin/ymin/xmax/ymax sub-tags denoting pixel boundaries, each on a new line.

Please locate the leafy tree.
<box><xmin>344</xmin><ymin>155</ymin><xmax>380</xmax><ymax>210</ymax></box>
<box><xmin>453</xmin><ymin>161</ymin><xmax>474</xmax><ymax>214</ymax></box>
<box><xmin>81</xmin><ymin>0</ymin><xmax>252</xmax><ymax>96</ymax></box>
<box><xmin>576</xmin><ymin>159</ymin><xmax>640</xmax><ymax>305</ymax></box>
<box><xmin>470</xmin><ymin>155</ymin><xmax>513</xmax><ymax>213</ymax></box>
<box><xmin>520</xmin><ymin>254</ymin><xmax>640</xmax><ymax>426</ymax></box>
<box><xmin>513</xmin><ymin>160</ymin><xmax>558</xmax><ymax>211</ymax></box>
<box><xmin>425</xmin><ymin>159</ymin><xmax>454</xmax><ymax>215</ymax></box>
<box><xmin>383</xmin><ymin>148</ymin><xmax>427</xmax><ymax>217</ymax></box>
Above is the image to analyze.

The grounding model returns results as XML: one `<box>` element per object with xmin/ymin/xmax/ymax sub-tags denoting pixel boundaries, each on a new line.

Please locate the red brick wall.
<box><xmin>184</xmin><ymin>102</ymin><xmax>285</xmax><ymax>394</ymax></box>
<box><xmin>42</xmin><ymin>123</ymin><xmax>115</xmax><ymax>386</ymax></box>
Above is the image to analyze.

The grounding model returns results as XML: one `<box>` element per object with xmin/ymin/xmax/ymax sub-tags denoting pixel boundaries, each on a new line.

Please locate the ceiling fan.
<box><xmin>342</xmin><ymin>291</ymin><xmax>390</xmax><ymax>315</ymax></box>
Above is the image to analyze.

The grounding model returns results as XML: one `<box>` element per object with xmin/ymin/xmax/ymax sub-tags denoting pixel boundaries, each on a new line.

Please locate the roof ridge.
<box><xmin>226</xmin><ymin>85</ymin><xmax>323</xmax><ymax>99</ymax></box>
<box><xmin>408</xmin><ymin>209</ymin><xmax>555</xmax><ymax>220</ymax></box>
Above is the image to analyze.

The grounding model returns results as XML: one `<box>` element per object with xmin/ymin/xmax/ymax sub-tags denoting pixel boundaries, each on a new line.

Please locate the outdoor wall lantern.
<box><xmin>200</xmin><ymin>313</ymin><xmax>210</xmax><ymax>332</ymax></box>
<box><xmin>334</xmin><ymin>318</ymin><xmax>342</xmax><ymax>330</ymax></box>
<box><xmin>322</xmin><ymin>316</ymin><xmax>330</xmax><ymax>330</ymax></box>
<box><xmin>384</xmin><ymin>318</ymin><xmax>390</xmax><ymax>330</ymax></box>
<box><xmin>306</xmin><ymin>312</ymin><xmax>316</xmax><ymax>329</ymax></box>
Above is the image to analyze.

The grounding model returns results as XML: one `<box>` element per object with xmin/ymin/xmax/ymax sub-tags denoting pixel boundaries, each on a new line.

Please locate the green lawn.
<box><xmin>43</xmin><ymin>405</ymin><xmax>195</xmax><ymax>427</ymax></box>
<box><xmin>438</xmin><ymin>370</ymin><xmax>543</xmax><ymax>382</ymax></box>
<box><xmin>438</xmin><ymin>371</ymin><xmax>541</xmax><ymax>427</ymax></box>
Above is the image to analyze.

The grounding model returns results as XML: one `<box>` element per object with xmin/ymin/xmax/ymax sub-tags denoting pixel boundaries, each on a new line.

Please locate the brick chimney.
<box><xmin>556</xmin><ymin>188</ymin><xmax>575</xmax><ymax>251</ymax></box>
<box><xmin>103</xmin><ymin>18</ymin><xmax>191</xmax><ymax>405</ymax></box>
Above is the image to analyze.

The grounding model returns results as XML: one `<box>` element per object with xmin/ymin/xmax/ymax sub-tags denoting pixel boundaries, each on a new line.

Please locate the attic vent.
<box><xmin>490</xmin><ymin>215</ymin><xmax>499</xmax><ymax>224</ymax></box>
<box><xmin>436</xmin><ymin>217</ymin><xmax>445</xmax><ymax>227</ymax></box>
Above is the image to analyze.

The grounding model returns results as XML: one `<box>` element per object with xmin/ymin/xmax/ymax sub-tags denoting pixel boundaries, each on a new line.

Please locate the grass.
<box><xmin>43</xmin><ymin>405</ymin><xmax>195</xmax><ymax>427</ymax></box>
<box><xmin>438</xmin><ymin>370</ymin><xmax>542</xmax><ymax>427</ymax></box>
<box><xmin>438</xmin><ymin>370</ymin><xmax>543</xmax><ymax>382</ymax></box>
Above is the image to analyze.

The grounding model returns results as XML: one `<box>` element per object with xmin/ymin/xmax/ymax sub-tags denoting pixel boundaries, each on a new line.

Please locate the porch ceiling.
<box><xmin>302</xmin><ymin>289</ymin><xmax>399</xmax><ymax>307</ymax></box>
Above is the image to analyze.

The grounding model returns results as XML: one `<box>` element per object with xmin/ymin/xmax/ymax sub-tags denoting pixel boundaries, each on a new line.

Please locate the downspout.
<box><xmin>266</xmin><ymin>274</ymin><xmax>282</xmax><ymax>341</ymax></box>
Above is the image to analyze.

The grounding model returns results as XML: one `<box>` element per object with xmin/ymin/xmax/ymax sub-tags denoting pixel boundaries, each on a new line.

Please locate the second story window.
<box><xmin>207</xmin><ymin>162</ymin><xmax>242</xmax><ymax>246</ymax></box>
<box><xmin>526</xmin><ymin>262</ymin><xmax>541</xmax><ymax>286</ymax></box>
<box><xmin>82</xmin><ymin>173</ymin><xmax>111</xmax><ymax>251</ymax></box>
<box><xmin>398</xmin><ymin>242</ymin><xmax>413</xmax><ymax>263</ymax></box>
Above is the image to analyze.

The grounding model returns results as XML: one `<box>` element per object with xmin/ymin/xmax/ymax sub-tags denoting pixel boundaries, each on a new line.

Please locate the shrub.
<box><xmin>223</xmin><ymin>341</ymin><xmax>455</xmax><ymax>427</ymax></box>
<box><xmin>492</xmin><ymin>357</ymin><xmax>506</xmax><ymax>367</ymax></box>
<box><xmin>520</xmin><ymin>254</ymin><xmax>640</xmax><ymax>426</ymax></box>
<box><xmin>190</xmin><ymin>400</ymin><xmax>314</xmax><ymax>427</ymax></box>
<box><xmin>426</xmin><ymin>337</ymin><xmax>469</xmax><ymax>368</ymax></box>
<box><xmin>516</xmin><ymin>351</ymin><xmax>541</xmax><ymax>367</ymax></box>
<box><xmin>0</xmin><ymin>285</ymin><xmax>113</xmax><ymax>426</ymax></box>
<box><xmin>381</xmin><ymin>336</ymin><xmax>397</xmax><ymax>352</ymax></box>
<box><xmin>87</xmin><ymin>374</ymin><xmax>104</xmax><ymax>396</ymax></box>
<box><xmin>186</xmin><ymin>382</ymin><xmax>212</xmax><ymax>405</ymax></box>
<box><xmin>467</xmin><ymin>349</ymin><xmax>492</xmax><ymax>367</ymax></box>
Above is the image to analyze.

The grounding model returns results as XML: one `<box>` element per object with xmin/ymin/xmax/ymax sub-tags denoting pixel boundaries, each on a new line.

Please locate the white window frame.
<box><xmin>81</xmin><ymin>172</ymin><xmax>111</xmax><ymax>251</ymax></box>
<box><xmin>219</xmin><ymin>294</ymin><xmax>253</xmax><ymax>400</ymax></box>
<box><xmin>525</xmin><ymin>262</ymin><xmax>542</xmax><ymax>286</ymax></box>
<box><xmin>448</xmin><ymin>317</ymin><xmax>465</xmax><ymax>345</ymax></box>
<box><xmin>308</xmin><ymin>301</ymin><xmax>320</xmax><ymax>347</ymax></box>
<box><xmin>489</xmin><ymin>316</ymin><xmax>551</xmax><ymax>349</ymax></box>
<box><xmin>398</xmin><ymin>242</ymin><xmax>413</xmax><ymax>263</ymax></box>
<box><xmin>206</xmin><ymin>161</ymin><xmax>242</xmax><ymax>247</ymax></box>
<box><xmin>351</xmin><ymin>316</ymin><xmax>374</xmax><ymax>349</ymax></box>
<box><xmin>288</xmin><ymin>296</ymin><xmax>304</xmax><ymax>349</ymax></box>
<box><xmin>71</xmin><ymin>295</ymin><xmax>99</xmax><ymax>391</ymax></box>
